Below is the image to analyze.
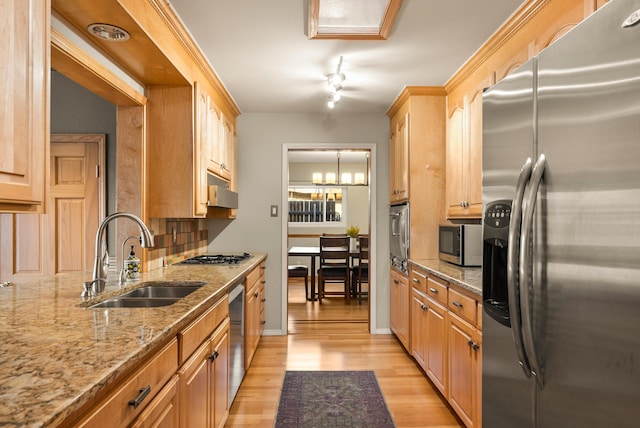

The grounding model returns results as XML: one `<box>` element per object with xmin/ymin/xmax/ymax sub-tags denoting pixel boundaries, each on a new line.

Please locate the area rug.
<box><xmin>274</xmin><ymin>370</ymin><xmax>396</xmax><ymax>428</ymax></box>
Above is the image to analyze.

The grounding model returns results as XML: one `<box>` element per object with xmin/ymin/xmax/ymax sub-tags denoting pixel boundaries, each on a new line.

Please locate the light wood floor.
<box><xmin>225</xmin><ymin>280</ymin><xmax>463</xmax><ymax>427</ymax></box>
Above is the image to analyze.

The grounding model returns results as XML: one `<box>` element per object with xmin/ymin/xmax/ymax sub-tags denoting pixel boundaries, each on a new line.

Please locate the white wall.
<box><xmin>207</xmin><ymin>112</ymin><xmax>390</xmax><ymax>334</ymax></box>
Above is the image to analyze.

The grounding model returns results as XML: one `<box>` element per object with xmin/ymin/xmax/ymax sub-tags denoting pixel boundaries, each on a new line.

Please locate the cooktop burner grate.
<box><xmin>177</xmin><ymin>253</ymin><xmax>252</xmax><ymax>265</ymax></box>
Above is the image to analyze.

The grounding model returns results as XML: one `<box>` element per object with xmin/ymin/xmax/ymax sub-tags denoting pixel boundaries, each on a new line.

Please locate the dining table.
<box><xmin>288</xmin><ymin>245</ymin><xmax>359</xmax><ymax>301</ymax></box>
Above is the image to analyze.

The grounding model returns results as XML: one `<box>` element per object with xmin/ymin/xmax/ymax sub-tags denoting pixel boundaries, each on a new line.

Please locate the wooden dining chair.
<box><xmin>350</xmin><ymin>234</ymin><xmax>369</xmax><ymax>303</ymax></box>
<box><xmin>317</xmin><ymin>235</ymin><xmax>350</xmax><ymax>304</ymax></box>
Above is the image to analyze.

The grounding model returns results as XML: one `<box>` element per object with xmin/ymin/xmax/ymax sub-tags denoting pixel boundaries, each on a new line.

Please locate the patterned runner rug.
<box><xmin>274</xmin><ymin>370</ymin><xmax>396</xmax><ymax>428</ymax></box>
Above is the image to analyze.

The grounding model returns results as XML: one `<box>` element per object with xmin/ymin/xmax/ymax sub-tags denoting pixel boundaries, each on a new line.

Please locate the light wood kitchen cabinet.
<box><xmin>0</xmin><ymin>0</ymin><xmax>49</xmax><ymax>213</ymax></box>
<box><xmin>245</xmin><ymin>262</ymin><xmax>266</xmax><ymax>369</ymax></box>
<box><xmin>178</xmin><ymin>318</ymin><xmax>230</xmax><ymax>428</ymax></box>
<box><xmin>410</xmin><ymin>266</ymin><xmax>448</xmax><ymax>396</ymax></box>
<box><xmin>446</xmin><ymin>84</ymin><xmax>484</xmax><ymax>219</ymax></box>
<box><xmin>147</xmin><ymin>85</ymin><xmax>208</xmax><ymax>218</ymax></box>
<box><xmin>147</xmin><ymin>83</ymin><xmax>237</xmax><ymax>219</ymax></box>
<box><xmin>448</xmin><ymin>312</ymin><xmax>481</xmax><ymax>428</ymax></box>
<box><xmin>390</xmin><ymin>269</ymin><xmax>410</xmax><ymax>350</ymax></box>
<box><xmin>73</xmin><ymin>338</ymin><xmax>179</xmax><ymax>428</ymax></box>
<box><xmin>387</xmin><ymin>87</ymin><xmax>447</xmax><ymax>260</ymax></box>
<box><xmin>130</xmin><ymin>375</ymin><xmax>180</xmax><ymax>428</ymax></box>
<box><xmin>389</xmin><ymin>112</ymin><xmax>409</xmax><ymax>203</ymax></box>
<box><xmin>197</xmin><ymin>84</ymin><xmax>236</xmax><ymax>184</ymax></box>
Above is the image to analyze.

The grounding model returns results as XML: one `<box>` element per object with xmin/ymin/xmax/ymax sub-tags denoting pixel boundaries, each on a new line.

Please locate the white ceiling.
<box><xmin>167</xmin><ymin>0</ymin><xmax>525</xmax><ymax>115</ymax></box>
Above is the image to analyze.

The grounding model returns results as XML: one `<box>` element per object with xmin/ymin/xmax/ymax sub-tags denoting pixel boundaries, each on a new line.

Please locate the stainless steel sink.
<box><xmin>91</xmin><ymin>297</ymin><xmax>180</xmax><ymax>308</ymax></box>
<box><xmin>89</xmin><ymin>281</ymin><xmax>206</xmax><ymax>309</ymax></box>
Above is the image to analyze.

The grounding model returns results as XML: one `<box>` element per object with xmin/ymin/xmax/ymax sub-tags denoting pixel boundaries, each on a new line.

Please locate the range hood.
<box><xmin>207</xmin><ymin>173</ymin><xmax>238</xmax><ymax>209</ymax></box>
<box><xmin>207</xmin><ymin>185</ymin><xmax>238</xmax><ymax>209</ymax></box>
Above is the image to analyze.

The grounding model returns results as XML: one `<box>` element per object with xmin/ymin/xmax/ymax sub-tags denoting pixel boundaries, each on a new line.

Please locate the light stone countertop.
<box><xmin>409</xmin><ymin>259</ymin><xmax>482</xmax><ymax>296</ymax></box>
<box><xmin>0</xmin><ymin>253</ymin><xmax>267</xmax><ymax>427</ymax></box>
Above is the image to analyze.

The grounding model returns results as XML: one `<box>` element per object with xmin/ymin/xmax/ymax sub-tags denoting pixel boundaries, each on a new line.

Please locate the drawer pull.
<box><xmin>428</xmin><ymin>287</ymin><xmax>438</xmax><ymax>294</ymax></box>
<box><xmin>452</xmin><ymin>301</ymin><xmax>463</xmax><ymax>308</ymax></box>
<box><xmin>208</xmin><ymin>350</ymin><xmax>219</xmax><ymax>362</ymax></box>
<box><xmin>254</xmin><ymin>292</ymin><xmax>259</xmax><ymax>298</ymax></box>
<box><xmin>261</xmin><ymin>298</ymin><xmax>266</xmax><ymax>302</ymax></box>
<box><xmin>412</xmin><ymin>278</ymin><xmax>420</xmax><ymax>283</ymax></box>
<box><xmin>128</xmin><ymin>385</ymin><xmax>151</xmax><ymax>409</ymax></box>
<box><xmin>467</xmin><ymin>340</ymin><xmax>480</xmax><ymax>351</ymax></box>
<box><xmin>261</xmin><ymin>320</ymin><xmax>266</xmax><ymax>325</ymax></box>
<box><xmin>393</xmin><ymin>279</ymin><xmax>399</xmax><ymax>284</ymax></box>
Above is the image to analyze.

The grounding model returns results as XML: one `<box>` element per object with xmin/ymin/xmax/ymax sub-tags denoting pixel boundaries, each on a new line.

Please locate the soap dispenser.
<box><xmin>125</xmin><ymin>245</ymin><xmax>141</xmax><ymax>281</ymax></box>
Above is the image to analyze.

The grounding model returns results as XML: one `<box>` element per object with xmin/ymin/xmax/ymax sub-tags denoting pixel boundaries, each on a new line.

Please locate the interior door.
<box><xmin>0</xmin><ymin>135</ymin><xmax>104</xmax><ymax>281</ymax></box>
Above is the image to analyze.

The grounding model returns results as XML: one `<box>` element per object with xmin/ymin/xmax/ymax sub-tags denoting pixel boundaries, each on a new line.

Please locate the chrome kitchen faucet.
<box><xmin>82</xmin><ymin>213</ymin><xmax>154</xmax><ymax>297</ymax></box>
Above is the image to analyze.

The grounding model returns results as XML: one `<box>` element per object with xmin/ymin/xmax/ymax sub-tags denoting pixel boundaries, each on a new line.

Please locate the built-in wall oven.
<box><xmin>389</xmin><ymin>203</ymin><xmax>410</xmax><ymax>274</ymax></box>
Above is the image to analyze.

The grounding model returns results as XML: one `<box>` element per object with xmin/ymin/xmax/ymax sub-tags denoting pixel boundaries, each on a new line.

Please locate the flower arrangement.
<box><xmin>346</xmin><ymin>225</ymin><xmax>359</xmax><ymax>238</ymax></box>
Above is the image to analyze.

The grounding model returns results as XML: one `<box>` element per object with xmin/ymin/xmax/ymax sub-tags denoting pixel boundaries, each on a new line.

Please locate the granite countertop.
<box><xmin>409</xmin><ymin>259</ymin><xmax>482</xmax><ymax>296</ymax></box>
<box><xmin>0</xmin><ymin>253</ymin><xmax>267</xmax><ymax>427</ymax></box>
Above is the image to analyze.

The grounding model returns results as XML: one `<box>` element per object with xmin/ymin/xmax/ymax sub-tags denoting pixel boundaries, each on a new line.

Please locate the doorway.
<box><xmin>283</xmin><ymin>145</ymin><xmax>377</xmax><ymax>334</ymax></box>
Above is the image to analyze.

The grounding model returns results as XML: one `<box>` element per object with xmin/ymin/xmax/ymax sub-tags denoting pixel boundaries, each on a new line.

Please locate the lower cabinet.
<box><xmin>178</xmin><ymin>318</ymin><xmax>230</xmax><ymax>428</ymax></box>
<box><xmin>448</xmin><ymin>313</ymin><xmax>481</xmax><ymax>428</ymax></box>
<box><xmin>72</xmin><ymin>338</ymin><xmax>179</xmax><ymax>428</ymax></box>
<box><xmin>409</xmin><ymin>264</ymin><xmax>482</xmax><ymax>428</ymax></box>
<box><xmin>390</xmin><ymin>269</ymin><xmax>410</xmax><ymax>350</ymax></box>
<box><xmin>245</xmin><ymin>262</ymin><xmax>266</xmax><ymax>369</ymax></box>
<box><xmin>130</xmin><ymin>375</ymin><xmax>180</xmax><ymax>428</ymax></box>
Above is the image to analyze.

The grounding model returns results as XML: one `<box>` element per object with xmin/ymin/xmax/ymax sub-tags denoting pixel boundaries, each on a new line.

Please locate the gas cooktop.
<box><xmin>177</xmin><ymin>253</ymin><xmax>252</xmax><ymax>265</ymax></box>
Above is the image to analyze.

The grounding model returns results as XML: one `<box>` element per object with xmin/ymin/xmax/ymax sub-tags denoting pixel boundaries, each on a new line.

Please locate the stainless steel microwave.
<box><xmin>438</xmin><ymin>224</ymin><xmax>482</xmax><ymax>267</ymax></box>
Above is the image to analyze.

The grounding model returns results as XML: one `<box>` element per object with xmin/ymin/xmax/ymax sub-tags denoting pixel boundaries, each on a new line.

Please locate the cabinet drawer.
<box><xmin>245</xmin><ymin>264</ymin><xmax>262</xmax><ymax>289</ymax></box>
<box><xmin>448</xmin><ymin>288</ymin><xmax>477</xmax><ymax>326</ymax></box>
<box><xmin>426</xmin><ymin>276</ymin><xmax>448</xmax><ymax>307</ymax></box>
<box><xmin>77</xmin><ymin>339</ymin><xmax>178</xmax><ymax>428</ymax></box>
<box><xmin>410</xmin><ymin>267</ymin><xmax>427</xmax><ymax>294</ymax></box>
<box><xmin>179</xmin><ymin>295</ymin><xmax>229</xmax><ymax>364</ymax></box>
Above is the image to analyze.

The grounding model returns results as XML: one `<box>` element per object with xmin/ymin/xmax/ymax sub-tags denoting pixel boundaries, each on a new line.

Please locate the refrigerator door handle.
<box><xmin>507</xmin><ymin>157</ymin><xmax>533</xmax><ymax>377</ymax></box>
<box><xmin>519</xmin><ymin>153</ymin><xmax>546</xmax><ymax>388</ymax></box>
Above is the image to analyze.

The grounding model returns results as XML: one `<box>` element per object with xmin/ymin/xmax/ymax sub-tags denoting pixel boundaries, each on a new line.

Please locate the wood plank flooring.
<box><xmin>225</xmin><ymin>280</ymin><xmax>463</xmax><ymax>427</ymax></box>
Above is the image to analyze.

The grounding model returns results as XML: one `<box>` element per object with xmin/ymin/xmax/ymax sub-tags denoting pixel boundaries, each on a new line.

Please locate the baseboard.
<box><xmin>375</xmin><ymin>328</ymin><xmax>392</xmax><ymax>335</ymax></box>
<box><xmin>263</xmin><ymin>328</ymin><xmax>286</xmax><ymax>336</ymax></box>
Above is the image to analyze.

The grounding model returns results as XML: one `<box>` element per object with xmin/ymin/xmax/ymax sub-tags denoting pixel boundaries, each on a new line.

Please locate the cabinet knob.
<box><xmin>421</xmin><ymin>304</ymin><xmax>427</xmax><ymax>311</ymax></box>
<box><xmin>261</xmin><ymin>320</ymin><xmax>266</xmax><ymax>325</ymax></box>
<box><xmin>467</xmin><ymin>340</ymin><xmax>480</xmax><ymax>351</ymax></box>
<box><xmin>393</xmin><ymin>279</ymin><xmax>399</xmax><ymax>284</ymax></box>
<box><xmin>261</xmin><ymin>298</ymin><xmax>266</xmax><ymax>302</ymax></box>
<box><xmin>254</xmin><ymin>292</ymin><xmax>259</xmax><ymax>298</ymax></box>
<box><xmin>208</xmin><ymin>350</ymin><xmax>219</xmax><ymax>361</ymax></box>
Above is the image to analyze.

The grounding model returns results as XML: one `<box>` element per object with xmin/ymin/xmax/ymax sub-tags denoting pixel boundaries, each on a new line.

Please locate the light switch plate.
<box><xmin>270</xmin><ymin>205</ymin><xmax>278</xmax><ymax>217</ymax></box>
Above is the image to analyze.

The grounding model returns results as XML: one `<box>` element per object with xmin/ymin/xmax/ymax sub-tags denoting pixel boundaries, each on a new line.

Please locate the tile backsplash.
<box><xmin>147</xmin><ymin>218</ymin><xmax>208</xmax><ymax>270</ymax></box>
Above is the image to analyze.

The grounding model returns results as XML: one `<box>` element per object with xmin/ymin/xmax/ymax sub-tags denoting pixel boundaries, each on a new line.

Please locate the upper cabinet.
<box><xmin>387</xmin><ymin>87</ymin><xmax>447</xmax><ymax>260</ymax></box>
<box><xmin>0</xmin><ymin>0</ymin><xmax>49</xmax><ymax>213</ymax></box>
<box><xmin>389</xmin><ymin>112</ymin><xmax>409</xmax><ymax>204</ymax></box>
<box><xmin>445</xmin><ymin>80</ymin><xmax>487</xmax><ymax>219</ymax></box>
<box><xmin>199</xmin><ymin>87</ymin><xmax>235</xmax><ymax>183</ymax></box>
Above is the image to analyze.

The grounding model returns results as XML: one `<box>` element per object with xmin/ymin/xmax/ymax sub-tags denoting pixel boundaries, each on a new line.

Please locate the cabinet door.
<box><xmin>0</xmin><ymin>0</ymin><xmax>48</xmax><ymax>211</ymax></box>
<box><xmin>425</xmin><ymin>299</ymin><xmax>448</xmax><ymax>396</ymax></box>
<box><xmin>211</xmin><ymin>320</ymin><xmax>230</xmax><ymax>428</ymax></box>
<box><xmin>219</xmin><ymin>115</ymin><xmax>234</xmax><ymax>181</ymax></box>
<box><xmin>178</xmin><ymin>340</ymin><xmax>210</xmax><ymax>428</ymax></box>
<box><xmin>464</xmin><ymin>88</ymin><xmax>484</xmax><ymax>216</ymax></box>
<box><xmin>390</xmin><ymin>113</ymin><xmax>409</xmax><ymax>203</ymax></box>
<box><xmin>446</xmin><ymin>107</ymin><xmax>465</xmax><ymax>217</ymax></box>
<box><xmin>410</xmin><ymin>290</ymin><xmax>427</xmax><ymax>368</ymax></box>
<box><xmin>245</xmin><ymin>282</ymin><xmax>260</xmax><ymax>369</ymax></box>
<box><xmin>390</xmin><ymin>270</ymin><xmax>410</xmax><ymax>350</ymax></box>
<box><xmin>131</xmin><ymin>375</ymin><xmax>179</xmax><ymax>428</ymax></box>
<box><xmin>448</xmin><ymin>313</ymin><xmax>480</xmax><ymax>427</ymax></box>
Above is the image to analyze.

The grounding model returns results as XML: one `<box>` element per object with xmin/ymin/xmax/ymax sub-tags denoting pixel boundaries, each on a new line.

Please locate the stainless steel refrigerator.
<box><xmin>481</xmin><ymin>0</ymin><xmax>640</xmax><ymax>426</ymax></box>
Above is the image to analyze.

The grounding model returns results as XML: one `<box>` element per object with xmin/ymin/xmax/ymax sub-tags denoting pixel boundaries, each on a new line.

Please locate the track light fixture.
<box><xmin>326</xmin><ymin>56</ymin><xmax>345</xmax><ymax>109</ymax></box>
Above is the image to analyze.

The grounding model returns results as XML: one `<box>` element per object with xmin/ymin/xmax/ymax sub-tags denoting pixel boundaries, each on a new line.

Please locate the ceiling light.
<box><xmin>326</xmin><ymin>56</ymin><xmax>346</xmax><ymax>89</ymax></box>
<box><xmin>87</xmin><ymin>23</ymin><xmax>130</xmax><ymax>42</ymax></box>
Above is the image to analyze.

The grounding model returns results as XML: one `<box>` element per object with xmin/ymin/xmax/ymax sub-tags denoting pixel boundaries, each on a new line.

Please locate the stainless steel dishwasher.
<box><xmin>228</xmin><ymin>280</ymin><xmax>245</xmax><ymax>404</ymax></box>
